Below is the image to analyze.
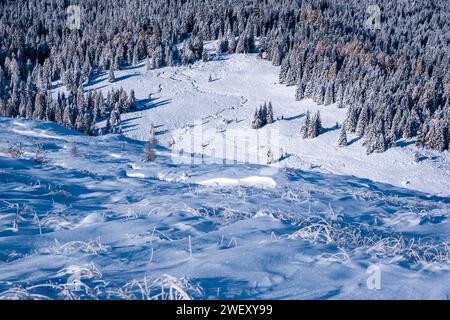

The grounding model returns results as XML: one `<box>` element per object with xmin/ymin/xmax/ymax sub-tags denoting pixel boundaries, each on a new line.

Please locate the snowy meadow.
<box><xmin>0</xmin><ymin>0</ymin><xmax>449</xmax><ymax>300</ymax></box>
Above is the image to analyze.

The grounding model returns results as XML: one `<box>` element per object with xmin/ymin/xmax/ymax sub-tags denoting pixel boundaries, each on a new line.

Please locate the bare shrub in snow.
<box><xmin>7</xmin><ymin>142</ymin><xmax>24</xmax><ymax>158</ymax></box>
<box><xmin>287</xmin><ymin>214</ymin><xmax>450</xmax><ymax>266</ymax></box>
<box><xmin>32</xmin><ymin>144</ymin><xmax>47</xmax><ymax>164</ymax></box>
<box><xmin>144</xmin><ymin>141</ymin><xmax>156</xmax><ymax>162</ymax></box>
<box><xmin>69</xmin><ymin>144</ymin><xmax>80</xmax><ymax>157</ymax></box>
<box><xmin>149</xmin><ymin>122</ymin><xmax>158</xmax><ymax>144</ymax></box>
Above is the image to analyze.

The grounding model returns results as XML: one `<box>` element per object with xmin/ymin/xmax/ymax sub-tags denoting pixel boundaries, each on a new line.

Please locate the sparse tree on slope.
<box><xmin>338</xmin><ymin>126</ymin><xmax>348</xmax><ymax>147</ymax></box>
<box><xmin>108</xmin><ymin>68</ymin><xmax>116</xmax><ymax>83</ymax></box>
<box><xmin>266</xmin><ymin>102</ymin><xmax>274</xmax><ymax>124</ymax></box>
<box><xmin>301</xmin><ymin>111</ymin><xmax>311</xmax><ymax>139</ymax></box>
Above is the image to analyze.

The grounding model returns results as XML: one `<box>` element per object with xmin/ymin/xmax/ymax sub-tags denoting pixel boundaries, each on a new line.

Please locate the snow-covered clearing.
<box><xmin>2</xmin><ymin>51</ymin><xmax>449</xmax><ymax>300</ymax></box>
<box><xmin>70</xmin><ymin>51</ymin><xmax>450</xmax><ymax>197</ymax></box>
<box><xmin>0</xmin><ymin>117</ymin><xmax>449</xmax><ymax>299</ymax></box>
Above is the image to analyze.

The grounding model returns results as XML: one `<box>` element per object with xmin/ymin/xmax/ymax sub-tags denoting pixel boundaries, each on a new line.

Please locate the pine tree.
<box><xmin>108</xmin><ymin>68</ymin><xmax>116</xmax><ymax>83</ymax></box>
<box><xmin>62</xmin><ymin>105</ymin><xmax>74</xmax><ymax>129</ymax></box>
<box><xmin>109</xmin><ymin>108</ymin><xmax>122</xmax><ymax>133</ymax></box>
<box><xmin>8</xmin><ymin>58</ymin><xmax>21</xmax><ymax>87</ymax></box>
<box><xmin>145</xmin><ymin>57</ymin><xmax>153</xmax><ymax>71</ymax></box>
<box><xmin>345</xmin><ymin>106</ymin><xmax>359</xmax><ymax>133</ymax></box>
<box><xmin>228</xmin><ymin>35</ymin><xmax>237</xmax><ymax>54</ymax></box>
<box><xmin>0</xmin><ymin>67</ymin><xmax>5</xmax><ymax>98</ymax></box>
<box><xmin>309</xmin><ymin>111</ymin><xmax>322</xmax><ymax>138</ymax></box>
<box><xmin>129</xmin><ymin>89</ymin><xmax>137</xmax><ymax>111</ymax></box>
<box><xmin>266</xmin><ymin>102</ymin><xmax>274</xmax><ymax>124</ymax></box>
<box><xmin>301</xmin><ymin>111</ymin><xmax>311</xmax><ymax>139</ymax></box>
<box><xmin>365</xmin><ymin>119</ymin><xmax>387</xmax><ymax>154</ymax></box>
<box><xmin>415</xmin><ymin>121</ymin><xmax>429</xmax><ymax>148</ymax></box>
<box><xmin>252</xmin><ymin>108</ymin><xmax>262</xmax><ymax>129</ymax></box>
<box><xmin>235</xmin><ymin>36</ymin><xmax>246</xmax><ymax>54</ymax></box>
<box><xmin>296</xmin><ymin>81</ymin><xmax>305</xmax><ymax>101</ymax></box>
<box><xmin>132</xmin><ymin>46</ymin><xmax>140</xmax><ymax>66</ymax></box>
<box><xmin>33</xmin><ymin>92</ymin><xmax>47</xmax><ymax>120</ymax></box>
<box><xmin>202</xmin><ymin>51</ymin><xmax>209</xmax><ymax>62</ymax></box>
<box><xmin>356</xmin><ymin>105</ymin><xmax>369</xmax><ymax>136</ymax></box>
<box><xmin>261</xmin><ymin>103</ymin><xmax>268</xmax><ymax>127</ymax></box>
<box><xmin>424</xmin><ymin>117</ymin><xmax>448</xmax><ymax>151</ymax></box>
<box><xmin>324</xmin><ymin>82</ymin><xmax>335</xmax><ymax>106</ymax></box>
<box><xmin>338</xmin><ymin>127</ymin><xmax>348</xmax><ymax>147</ymax></box>
<box><xmin>216</xmin><ymin>37</ymin><xmax>228</xmax><ymax>54</ymax></box>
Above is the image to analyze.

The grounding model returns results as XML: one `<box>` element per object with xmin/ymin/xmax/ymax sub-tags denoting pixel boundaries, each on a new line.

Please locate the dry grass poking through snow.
<box><xmin>0</xmin><ymin>270</ymin><xmax>201</xmax><ymax>300</ymax></box>
<box><xmin>287</xmin><ymin>215</ymin><xmax>450</xmax><ymax>267</ymax></box>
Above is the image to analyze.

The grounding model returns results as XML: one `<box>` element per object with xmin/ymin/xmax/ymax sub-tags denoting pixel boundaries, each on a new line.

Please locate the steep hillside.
<box><xmin>0</xmin><ymin>117</ymin><xmax>449</xmax><ymax>299</ymax></box>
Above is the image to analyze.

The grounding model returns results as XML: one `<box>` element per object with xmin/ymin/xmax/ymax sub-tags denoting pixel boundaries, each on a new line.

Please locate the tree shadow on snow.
<box><xmin>348</xmin><ymin>136</ymin><xmax>362</xmax><ymax>145</ymax></box>
<box><xmin>282</xmin><ymin>113</ymin><xmax>305</xmax><ymax>121</ymax></box>
<box><xmin>114</xmin><ymin>73</ymin><xmax>141</xmax><ymax>82</ymax></box>
<box><xmin>137</xmin><ymin>97</ymin><xmax>172</xmax><ymax>111</ymax></box>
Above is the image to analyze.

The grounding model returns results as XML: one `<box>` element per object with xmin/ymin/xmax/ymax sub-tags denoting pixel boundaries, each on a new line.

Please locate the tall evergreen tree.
<box><xmin>338</xmin><ymin>126</ymin><xmax>348</xmax><ymax>147</ymax></box>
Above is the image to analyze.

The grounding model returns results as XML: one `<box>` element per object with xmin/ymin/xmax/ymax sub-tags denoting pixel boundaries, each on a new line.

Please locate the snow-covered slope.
<box><xmin>0</xmin><ymin>117</ymin><xmax>449</xmax><ymax>299</ymax></box>
<box><xmin>69</xmin><ymin>52</ymin><xmax>450</xmax><ymax>196</ymax></box>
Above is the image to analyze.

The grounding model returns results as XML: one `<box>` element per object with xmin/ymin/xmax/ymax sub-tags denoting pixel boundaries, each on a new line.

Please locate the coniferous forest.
<box><xmin>0</xmin><ymin>0</ymin><xmax>449</xmax><ymax>153</ymax></box>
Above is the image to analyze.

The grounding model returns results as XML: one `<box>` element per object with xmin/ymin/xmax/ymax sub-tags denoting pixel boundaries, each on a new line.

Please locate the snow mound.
<box><xmin>198</xmin><ymin>176</ymin><xmax>277</xmax><ymax>188</ymax></box>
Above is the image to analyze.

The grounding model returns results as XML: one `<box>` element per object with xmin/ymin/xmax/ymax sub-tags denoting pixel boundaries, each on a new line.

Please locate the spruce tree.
<box><xmin>338</xmin><ymin>127</ymin><xmax>348</xmax><ymax>147</ymax></box>
<box><xmin>309</xmin><ymin>111</ymin><xmax>322</xmax><ymax>138</ymax></box>
<box><xmin>301</xmin><ymin>111</ymin><xmax>311</xmax><ymax>139</ymax></box>
<box><xmin>266</xmin><ymin>102</ymin><xmax>274</xmax><ymax>124</ymax></box>
<box><xmin>108</xmin><ymin>68</ymin><xmax>116</xmax><ymax>83</ymax></box>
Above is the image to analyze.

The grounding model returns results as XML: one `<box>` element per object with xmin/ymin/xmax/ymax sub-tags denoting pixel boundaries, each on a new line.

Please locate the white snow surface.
<box><xmin>1</xmin><ymin>51</ymin><xmax>449</xmax><ymax>299</ymax></box>
<box><xmin>0</xmin><ymin>117</ymin><xmax>449</xmax><ymax>300</ymax></box>
<box><xmin>68</xmin><ymin>51</ymin><xmax>450</xmax><ymax>197</ymax></box>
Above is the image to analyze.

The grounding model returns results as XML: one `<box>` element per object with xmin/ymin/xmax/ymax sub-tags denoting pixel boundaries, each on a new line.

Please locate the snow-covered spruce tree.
<box><xmin>365</xmin><ymin>119</ymin><xmax>387</xmax><ymax>154</ymax></box>
<box><xmin>109</xmin><ymin>107</ymin><xmax>122</xmax><ymax>134</ymax></box>
<box><xmin>0</xmin><ymin>67</ymin><xmax>5</xmax><ymax>98</ymax></box>
<box><xmin>33</xmin><ymin>92</ymin><xmax>47</xmax><ymax>120</ymax></box>
<box><xmin>227</xmin><ymin>35</ymin><xmax>237</xmax><ymax>54</ymax></box>
<box><xmin>251</xmin><ymin>109</ymin><xmax>261</xmax><ymax>129</ymax></box>
<box><xmin>324</xmin><ymin>81</ymin><xmax>335</xmax><ymax>106</ymax></box>
<box><xmin>216</xmin><ymin>37</ymin><xmax>228</xmax><ymax>55</ymax></box>
<box><xmin>415</xmin><ymin>121</ymin><xmax>429</xmax><ymax>149</ymax></box>
<box><xmin>266</xmin><ymin>102</ymin><xmax>274</xmax><ymax>124</ymax></box>
<box><xmin>424</xmin><ymin>116</ymin><xmax>449</xmax><ymax>152</ymax></box>
<box><xmin>356</xmin><ymin>105</ymin><xmax>370</xmax><ymax>136</ymax></box>
<box><xmin>301</xmin><ymin>111</ymin><xmax>311</xmax><ymax>139</ymax></box>
<box><xmin>345</xmin><ymin>106</ymin><xmax>359</xmax><ymax>134</ymax></box>
<box><xmin>261</xmin><ymin>103</ymin><xmax>268</xmax><ymax>126</ymax></box>
<box><xmin>202</xmin><ymin>51</ymin><xmax>209</xmax><ymax>63</ymax></box>
<box><xmin>338</xmin><ymin>126</ymin><xmax>348</xmax><ymax>147</ymax></box>
<box><xmin>145</xmin><ymin>57</ymin><xmax>154</xmax><ymax>71</ymax></box>
<box><xmin>235</xmin><ymin>37</ymin><xmax>246</xmax><ymax>54</ymax></box>
<box><xmin>128</xmin><ymin>89</ymin><xmax>137</xmax><ymax>112</ymax></box>
<box><xmin>308</xmin><ymin>111</ymin><xmax>322</xmax><ymax>139</ymax></box>
<box><xmin>108</xmin><ymin>68</ymin><xmax>116</xmax><ymax>83</ymax></box>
